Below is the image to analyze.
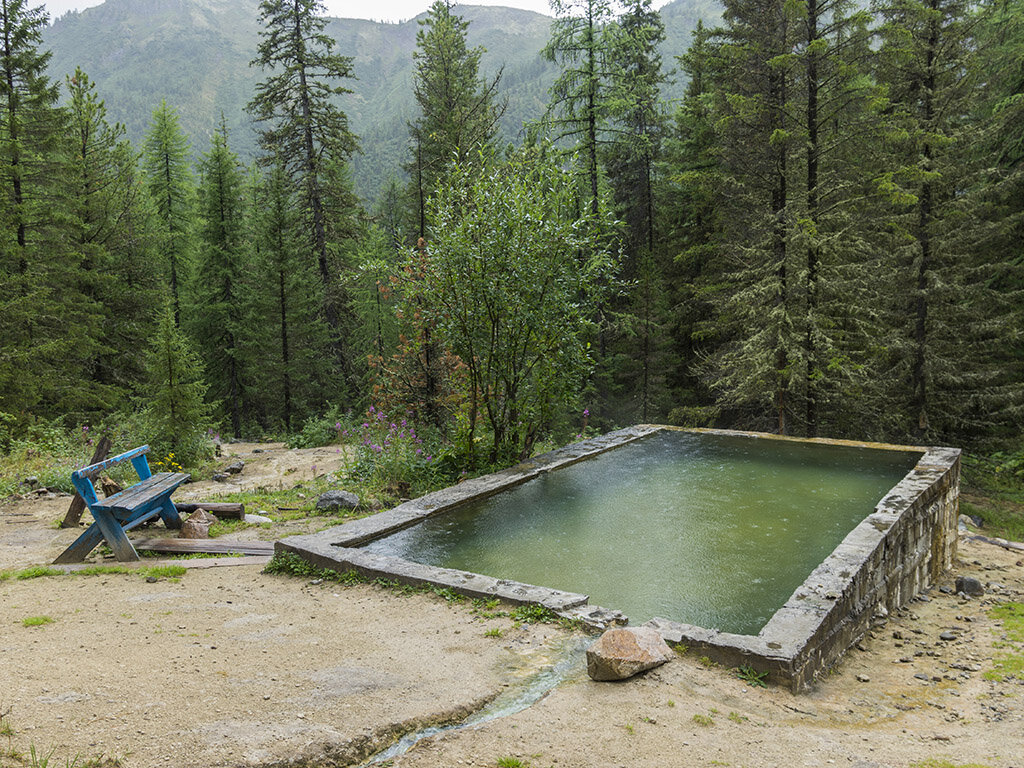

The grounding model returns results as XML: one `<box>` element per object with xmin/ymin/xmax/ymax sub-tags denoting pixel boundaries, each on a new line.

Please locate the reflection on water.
<box><xmin>361</xmin><ymin>432</ymin><xmax>921</xmax><ymax>635</ymax></box>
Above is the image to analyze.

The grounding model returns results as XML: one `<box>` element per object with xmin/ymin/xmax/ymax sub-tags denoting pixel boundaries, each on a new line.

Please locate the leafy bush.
<box><xmin>347</xmin><ymin>406</ymin><xmax>448</xmax><ymax>497</ymax></box>
<box><xmin>287</xmin><ymin>405</ymin><xmax>353</xmax><ymax>449</ymax></box>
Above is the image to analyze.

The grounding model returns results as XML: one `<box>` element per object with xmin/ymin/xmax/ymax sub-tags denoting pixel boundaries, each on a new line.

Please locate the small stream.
<box><xmin>359</xmin><ymin>634</ymin><xmax>590</xmax><ymax>766</ymax></box>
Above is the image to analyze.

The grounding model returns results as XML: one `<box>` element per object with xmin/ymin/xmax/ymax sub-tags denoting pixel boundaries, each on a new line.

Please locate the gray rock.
<box><xmin>856</xmin><ymin>674</ymin><xmax>870</xmax><ymax>683</ymax></box>
<box><xmin>212</xmin><ymin>472</ymin><xmax>230</xmax><ymax>482</ymax></box>
<box><xmin>939</xmin><ymin>631</ymin><xmax>957</xmax><ymax>641</ymax></box>
<box><xmin>586</xmin><ymin>626</ymin><xmax>674</xmax><ymax>681</ymax></box>
<box><xmin>955</xmin><ymin>576</ymin><xmax>984</xmax><ymax>596</ymax></box>
<box><xmin>316</xmin><ymin>490</ymin><xmax>360</xmax><ymax>511</ymax></box>
<box><xmin>224</xmin><ymin>460</ymin><xmax>245</xmax><ymax>475</ymax></box>
<box><xmin>244</xmin><ymin>513</ymin><xmax>273</xmax><ymax>524</ymax></box>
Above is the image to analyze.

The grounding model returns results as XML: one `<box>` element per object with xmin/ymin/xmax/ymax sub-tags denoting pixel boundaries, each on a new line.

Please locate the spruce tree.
<box><xmin>249</xmin><ymin>161</ymin><xmax>334</xmax><ymax>432</ymax></box>
<box><xmin>602</xmin><ymin>0</ymin><xmax>668</xmax><ymax>421</ymax></box>
<box><xmin>406</xmin><ymin>0</ymin><xmax>505</xmax><ymax>239</ymax></box>
<box><xmin>143</xmin><ymin>100</ymin><xmax>194</xmax><ymax>328</ymax></box>
<box><xmin>873</xmin><ymin>0</ymin><xmax>1018</xmax><ymax>443</ymax></box>
<box><xmin>0</xmin><ymin>0</ymin><xmax>95</xmax><ymax>417</ymax></box>
<box><xmin>66</xmin><ymin>68</ymin><xmax>161</xmax><ymax>404</ymax></box>
<box><xmin>192</xmin><ymin>121</ymin><xmax>248</xmax><ymax>438</ymax></box>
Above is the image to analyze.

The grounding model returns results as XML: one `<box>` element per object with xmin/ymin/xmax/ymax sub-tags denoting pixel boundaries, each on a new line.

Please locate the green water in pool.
<box><xmin>360</xmin><ymin>431</ymin><xmax>921</xmax><ymax>634</ymax></box>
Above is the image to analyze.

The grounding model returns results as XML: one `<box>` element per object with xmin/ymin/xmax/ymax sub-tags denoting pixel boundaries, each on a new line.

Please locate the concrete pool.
<box><xmin>278</xmin><ymin>426</ymin><xmax>960</xmax><ymax>690</ymax></box>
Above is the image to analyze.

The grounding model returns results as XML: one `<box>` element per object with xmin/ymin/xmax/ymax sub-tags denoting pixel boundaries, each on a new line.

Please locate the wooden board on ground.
<box><xmin>133</xmin><ymin>538</ymin><xmax>274</xmax><ymax>556</ymax></box>
<box><xmin>175</xmin><ymin>502</ymin><xmax>245</xmax><ymax>520</ymax></box>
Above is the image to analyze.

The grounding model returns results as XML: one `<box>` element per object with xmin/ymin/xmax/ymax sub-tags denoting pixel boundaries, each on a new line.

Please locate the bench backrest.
<box><xmin>71</xmin><ymin>445</ymin><xmax>152</xmax><ymax>508</ymax></box>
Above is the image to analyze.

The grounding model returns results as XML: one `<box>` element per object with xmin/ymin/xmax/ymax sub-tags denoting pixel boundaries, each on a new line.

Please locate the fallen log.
<box><xmin>174</xmin><ymin>502</ymin><xmax>245</xmax><ymax>520</ymax></box>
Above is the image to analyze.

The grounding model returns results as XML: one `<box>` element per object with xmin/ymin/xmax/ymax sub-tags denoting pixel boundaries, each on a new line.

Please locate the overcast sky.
<box><xmin>43</xmin><ymin>0</ymin><xmax>562</xmax><ymax>24</ymax></box>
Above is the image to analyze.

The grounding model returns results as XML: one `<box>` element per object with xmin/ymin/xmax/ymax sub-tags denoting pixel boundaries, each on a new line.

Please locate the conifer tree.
<box><xmin>66</xmin><ymin>68</ymin><xmax>161</xmax><ymax>403</ymax></box>
<box><xmin>247</xmin><ymin>0</ymin><xmax>359</xmax><ymax>349</ymax></box>
<box><xmin>142</xmin><ymin>303</ymin><xmax>212</xmax><ymax>468</ymax></box>
<box><xmin>873</xmin><ymin>0</ymin><xmax>1019</xmax><ymax>442</ymax></box>
<box><xmin>249</xmin><ymin>161</ymin><xmax>334</xmax><ymax>432</ymax></box>
<box><xmin>143</xmin><ymin>100</ymin><xmax>194</xmax><ymax>328</ymax></box>
<box><xmin>0</xmin><ymin>0</ymin><xmax>95</xmax><ymax>417</ymax></box>
<box><xmin>541</xmin><ymin>0</ymin><xmax>617</xmax><ymax>216</ymax></box>
<box><xmin>406</xmin><ymin>0</ymin><xmax>505</xmax><ymax>238</ymax></box>
<box><xmin>192</xmin><ymin>121</ymin><xmax>248</xmax><ymax>438</ymax></box>
<box><xmin>601</xmin><ymin>0</ymin><xmax>668</xmax><ymax>421</ymax></box>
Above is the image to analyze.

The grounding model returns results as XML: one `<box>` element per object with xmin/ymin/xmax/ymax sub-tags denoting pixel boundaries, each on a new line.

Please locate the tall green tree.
<box><xmin>872</xmin><ymin>0</ymin><xmax>1020</xmax><ymax>443</ymax></box>
<box><xmin>192</xmin><ymin>121</ymin><xmax>248</xmax><ymax>438</ymax></box>
<box><xmin>247</xmin><ymin>0</ymin><xmax>359</xmax><ymax>351</ymax></box>
<box><xmin>142</xmin><ymin>303</ymin><xmax>212</xmax><ymax>468</ymax></box>
<box><xmin>66</xmin><ymin>68</ymin><xmax>161</xmax><ymax>403</ymax></box>
<box><xmin>248</xmin><ymin>161</ymin><xmax>334</xmax><ymax>432</ymax></box>
<box><xmin>406</xmin><ymin>0</ymin><xmax>505</xmax><ymax>239</ymax></box>
<box><xmin>602</xmin><ymin>0</ymin><xmax>668</xmax><ymax>421</ymax></box>
<box><xmin>0</xmin><ymin>0</ymin><xmax>95</xmax><ymax>418</ymax></box>
<box><xmin>541</xmin><ymin>0</ymin><xmax>617</xmax><ymax>216</ymax></box>
<box><xmin>143</xmin><ymin>100</ymin><xmax>194</xmax><ymax>328</ymax></box>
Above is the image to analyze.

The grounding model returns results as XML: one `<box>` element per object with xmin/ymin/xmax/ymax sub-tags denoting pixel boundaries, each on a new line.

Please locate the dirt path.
<box><xmin>2</xmin><ymin>443</ymin><xmax>1022</xmax><ymax>768</ymax></box>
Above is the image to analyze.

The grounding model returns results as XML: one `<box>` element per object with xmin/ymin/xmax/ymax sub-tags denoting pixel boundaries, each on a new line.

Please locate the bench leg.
<box><xmin>159</xmin><ymin>498</ymin><xmax>183</xmax><ymax>530</ymax></box>
<box><xmin>92</xmin><ymin>508</ymin><xmax>140</xmax><ymax>562</ymax></box>
<box><xmin>53</xmin><ymin>525</ymin><xmax>105</xmax><ymax>564</ymax></box>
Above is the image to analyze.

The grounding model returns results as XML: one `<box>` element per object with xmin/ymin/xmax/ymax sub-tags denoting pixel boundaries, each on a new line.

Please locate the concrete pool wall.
<box><xmin>277</xmin><ymin>426</ymin><xmax>960</xmax><ymax>691</ymax></box>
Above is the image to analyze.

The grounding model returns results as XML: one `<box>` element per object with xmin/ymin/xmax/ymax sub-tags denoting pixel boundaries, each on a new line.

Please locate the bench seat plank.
<box><xmin>93</xmin><ymin>473</ymin><xmax>189</xmax><ymax>515</ymax></box>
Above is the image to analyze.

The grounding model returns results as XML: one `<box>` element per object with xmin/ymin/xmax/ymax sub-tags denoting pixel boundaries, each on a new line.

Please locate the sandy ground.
<box><xmin>1</xmin><ymin>443</ymin><xmax>1023</xmax><ymax>768</ymax></box>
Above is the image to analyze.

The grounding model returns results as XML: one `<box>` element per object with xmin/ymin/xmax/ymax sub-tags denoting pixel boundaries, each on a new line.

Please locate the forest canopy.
<box><xmin>1</xmin><ymin>0</ymin><xmax>1022</xmax><ymax>476</ymax></box>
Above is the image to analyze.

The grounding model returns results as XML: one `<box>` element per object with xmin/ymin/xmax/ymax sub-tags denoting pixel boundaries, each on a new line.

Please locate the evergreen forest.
<box><xmin>2</xmin><ymin>0</ymin><xmax>1023</xmax><ymax>501</ymax></box>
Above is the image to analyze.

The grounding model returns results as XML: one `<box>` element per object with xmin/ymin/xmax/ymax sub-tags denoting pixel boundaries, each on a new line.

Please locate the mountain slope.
<box><xmin>44</xmin><ymin>0</ymin><xmax>720</xmax><ymax>201</ymax></box>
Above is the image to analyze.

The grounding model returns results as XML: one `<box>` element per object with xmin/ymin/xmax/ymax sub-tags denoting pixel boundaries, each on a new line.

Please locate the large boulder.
<box><xmin>316</xmin><ymin>490</ymin><xmax>360</xmax><ymax>512</ymax></box>
<box><xmin>586</xmin><ymin>626</ymin><xmax>674</xmax><ymax>681</ymax></box>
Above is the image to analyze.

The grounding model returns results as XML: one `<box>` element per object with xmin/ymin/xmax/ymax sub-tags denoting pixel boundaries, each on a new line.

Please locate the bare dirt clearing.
<box><xmin>2</xmin><ymin>442</ymin><xmax>1022</xmax><ymax>767</ymax></box>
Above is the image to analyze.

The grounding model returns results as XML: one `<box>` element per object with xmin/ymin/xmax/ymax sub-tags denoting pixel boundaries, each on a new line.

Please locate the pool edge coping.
<box><xmin>276</xmin><ymin>426</ymin><xmax>960</xmax><ymax>692</ymax></box>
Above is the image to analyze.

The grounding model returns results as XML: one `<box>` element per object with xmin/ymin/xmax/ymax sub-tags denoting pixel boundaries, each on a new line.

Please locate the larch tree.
<box><xmin>143</xmin><ymin>100</ymin><xmax>194</xmax><ymax>328</ymax></box>
<box><xmin>247</xmin><ymin>0</ymin><xmax>359</xmax><ymax>356</ymax></box>
<box><xmin>541</xmin><ymin>0</ymin><xmax>617</xmax><ymax>217</ymax></box>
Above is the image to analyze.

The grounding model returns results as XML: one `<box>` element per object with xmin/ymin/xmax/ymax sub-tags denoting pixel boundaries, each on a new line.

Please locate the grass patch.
<box><xmin>961</xmin><ymin>452</ymin><xmax>1024</xmax><ymax>541</ymax></box>
<box><xmin>984</xmin><ymin>601</ymin><xmax>1024</xmax><ymax>682</ymax></box>
<box><xmin>692</xmin><ymin>712</ymin><xmax>714</xmax><ymax>726</ymax></box>
<box><xmin>13</xmin><ymin>566</ymin><xmax>62</xmax><ymax>580</ymax></box>
<box><xmin>495</xmin><ymin>758</ymin><xmax>529</xmax><ymax>768</ymax></box>
<box><xmin>0</xmin><ymin>564</ymin><xmax>187</xmax><ymax>582</ymax></box>
<box><xmin>909</xmin><ymin>760</ymin><xmax>994</xmax><ymax>768</ymax></box>
<box><xmin>22</xmin><ymin>616</ymin><xmax>53</xmax><ymax>627</ymax></box>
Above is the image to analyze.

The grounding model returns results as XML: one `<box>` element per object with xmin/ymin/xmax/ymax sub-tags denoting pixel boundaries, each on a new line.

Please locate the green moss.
<box><xmin>22</xmin><ymin>616</ymin><xmax>54</xmax><ymax>627</ymax></box>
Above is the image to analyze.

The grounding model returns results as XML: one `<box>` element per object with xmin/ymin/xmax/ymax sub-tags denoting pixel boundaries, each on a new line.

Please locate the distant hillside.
<box><xmin>44</xmin><ymin>0</ymin><xmax>721</xmax><ymax>201</ymax></box>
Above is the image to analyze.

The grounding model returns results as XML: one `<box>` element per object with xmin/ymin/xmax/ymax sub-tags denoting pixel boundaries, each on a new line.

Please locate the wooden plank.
<box><xmin>93</xmin><ymin>473</ymin><xmax>189</xmax><ymax>513</ymax></box>
<box><xmin>61</xmin><ymin>435</ymin><xmax>112</xmax><ymax>528</ymax></box>
<box><xmin>133</xmin><ymin>538</ymin><xmax>275</xmax><ymax>556</ymax></box>
<box><xmin>74</xmin><ymin>445</ymin><xmax>150</xmax><ymax>481</ymax></box>
<box><xmin>175</xmin><ymin>502</ymin><xmax>245</xmax><ymax>520</ymax></box>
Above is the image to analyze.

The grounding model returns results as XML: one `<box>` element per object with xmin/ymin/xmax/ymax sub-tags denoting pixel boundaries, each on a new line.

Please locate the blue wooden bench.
<box><xmin>53</xmin><ymin>445</ymin><xmax>190</xmax><ymax>564</ymax></box>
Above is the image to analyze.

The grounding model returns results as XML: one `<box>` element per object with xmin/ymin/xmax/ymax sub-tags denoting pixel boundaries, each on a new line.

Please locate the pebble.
<box><xmin>856</xmin><ymin>674</ymin><xmax>870</xmax><ymax>683</ymax></box>
<box><xmin>939</xmin><ymin>631</ymin><xmax>957</xmax><ymax>641</ymax></box>
<box><xmin>914</xmin><ymin>673</ymin><xmax>931</xmax><ymax>681</ymax></box>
